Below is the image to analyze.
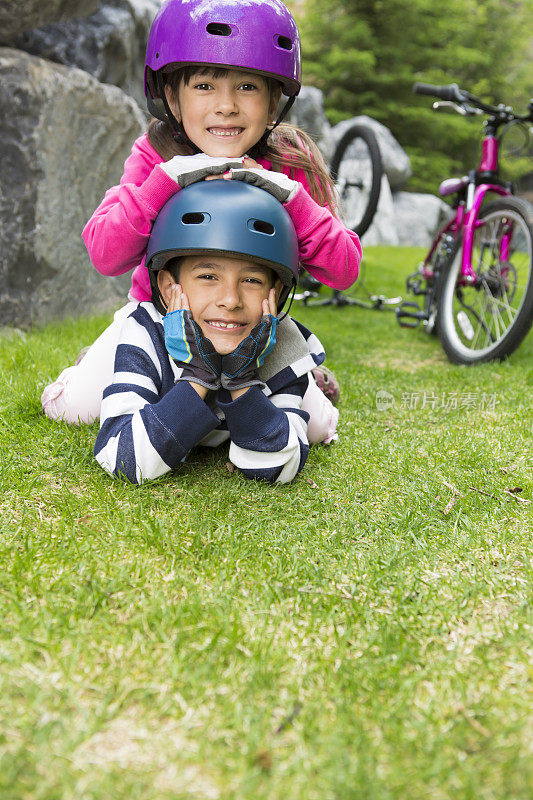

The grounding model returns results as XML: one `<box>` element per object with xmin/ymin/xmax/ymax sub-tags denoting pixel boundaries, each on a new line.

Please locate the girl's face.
<box><xmin>165</xmin><ymin>68</ymin><xmax>281</xmax><ymax>157</ymax></box>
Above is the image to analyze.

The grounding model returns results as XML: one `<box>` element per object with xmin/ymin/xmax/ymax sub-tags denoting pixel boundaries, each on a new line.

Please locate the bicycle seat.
<box><xmin>439</xmin><ymin>177</ymin><xmax>468</xmax><ymax>197</ymax></box>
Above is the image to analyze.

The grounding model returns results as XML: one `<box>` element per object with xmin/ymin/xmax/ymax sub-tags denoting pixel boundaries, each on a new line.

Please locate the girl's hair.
<box><xmin>147</xmin><ymin>67</ymin><xmax>339</xmax><ymax>217</ymax></box>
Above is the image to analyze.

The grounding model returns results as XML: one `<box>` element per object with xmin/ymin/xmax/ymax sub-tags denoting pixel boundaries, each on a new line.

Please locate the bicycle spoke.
<box><xmin>452</xmin><ymin>219</ymin><xmax>530</xmax><ymax>351</ymax></box>
<box><xmin>487</xmin><ymin>291</ymin><xmax>520</xmax><ymax>320</ymax></box>
<box><xmin>456</xmin><ymin>290</ymin><xmax>494</xmax><ymax>346</ymax></box>
<box><xmin>474</xmin><ymin>291</ymin><xmax>496</xmax><ymax>345</ymax></box>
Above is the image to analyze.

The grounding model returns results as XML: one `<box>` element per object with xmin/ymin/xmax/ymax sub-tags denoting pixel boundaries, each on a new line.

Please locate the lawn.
<box><xmin>1</xmin><ymin>246</ymin><xmax>532</xmax><ymax>800</ymax></box>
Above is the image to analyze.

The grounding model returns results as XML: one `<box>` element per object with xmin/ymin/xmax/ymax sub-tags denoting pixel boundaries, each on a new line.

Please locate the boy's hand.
<box><xmin>228</xmin><ymin>166</ymin><xmax>299</xmax><ymax>203</ymax></box>
<box><xmin>163</xmin><ymin>285</ymin><xmax>222</xmax><ymax>391</ymax></box>
<box><xmin>221</xmin><ymin>289</ymin><xmax>278</xmax><ymax>392</ymax></box>
<box><xmin>160</xmin><ymin>154</ymin><xmax>244</xmax><ymax>188</ymax></box>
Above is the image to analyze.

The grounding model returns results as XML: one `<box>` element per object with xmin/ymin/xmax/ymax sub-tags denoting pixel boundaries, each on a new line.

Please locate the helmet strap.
<box><xmin>156</xmin><ymin>72</ymin><xmax>201</xmax><ymax>154</ymax></box>
<box><xmin>277</xmin><ymin>280</ymin><xmax>297</xmax><ymax>322</ymax></box>
<box><xmin>249</xmin><ymin>96</ymin><xmax>296</xmax><ymax>159</ymax></box>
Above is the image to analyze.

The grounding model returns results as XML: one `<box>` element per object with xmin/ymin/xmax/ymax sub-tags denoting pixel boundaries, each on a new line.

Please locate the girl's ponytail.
<box><xmin>266</xmin><ymin>124</ymin><xmax>340</xmax><ymax>217</ymax></box>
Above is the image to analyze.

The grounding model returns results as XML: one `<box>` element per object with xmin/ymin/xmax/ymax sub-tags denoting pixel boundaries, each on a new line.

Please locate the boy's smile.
<box><xmin>159</xmin><ymin>255</ymin><xmax>282</xmax><ymax>355</ymax></box>
<box><xmin>165</xmin><ymin>68</ymin><xmax>281</xmax><ymax>157</ymax></box>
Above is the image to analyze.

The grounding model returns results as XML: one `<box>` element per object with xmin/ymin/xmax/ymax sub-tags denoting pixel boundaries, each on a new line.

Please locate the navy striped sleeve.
<box><xmin>217</xmin><ymin>375</ymin><xmax>310</xmax><ymax>483</ymax></box>
<box><xmin>94</xmin><ymin>309</ymin><xmax>220</xmax><ymax>484</ymax></box>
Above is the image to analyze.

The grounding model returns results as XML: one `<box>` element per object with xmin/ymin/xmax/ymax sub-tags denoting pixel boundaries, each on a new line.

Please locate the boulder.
<box><xmin>0</xmin><ymin>48</ymin><xmax>146</xmax><ymax>328</ymax></box>
<box><xmin>0</xmin><ymin>0</ymin><xmax>98</xmax><ymax>43</ymax></box>
<box><xmin>332</xmin><ymin>115</ymin><xmax>412</xmax><ymax>191</ymax></box>
<box><xmin>359</xmin><ymin>175</ymin><xmax>399</xmax><ymax>246</ymax></box>
<box><xmin>393</xmin><ymin>192</ymin><xmax>454</xmax><ymax>246</ymax></box>
<box><xmin>12</xmin><ymin>0</ymin><xmax>160</xmax><ymax>111</ymax></box>
<box><xmin>286</xmin><ymin>86</ymin><xmax>334</xmax><ymax>165</ymax></box>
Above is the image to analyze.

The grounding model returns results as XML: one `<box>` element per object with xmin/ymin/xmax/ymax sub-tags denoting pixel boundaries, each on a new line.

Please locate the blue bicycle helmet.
<box><xmin>146</xmin><ymin>180</ymin><xmax>299</xmax><ymax>314</ymax></box>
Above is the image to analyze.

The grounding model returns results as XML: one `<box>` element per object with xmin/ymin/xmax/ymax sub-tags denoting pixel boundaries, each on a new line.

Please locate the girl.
<box><xmin>41</xmin><ymin>0</ymin><xmax>361</xmax><ymax>443</ymax></box>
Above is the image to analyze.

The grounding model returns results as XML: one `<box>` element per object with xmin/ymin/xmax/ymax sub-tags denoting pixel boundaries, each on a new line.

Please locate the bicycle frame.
<box><xmin>422</xmin><ymin>134</ymin><xmax>511</xmax><ymax>284</ymax></box>
<box><xmin>460</xmin><ymin>182</ymin><xmax>510</xmax><ymax>281</ymax></box>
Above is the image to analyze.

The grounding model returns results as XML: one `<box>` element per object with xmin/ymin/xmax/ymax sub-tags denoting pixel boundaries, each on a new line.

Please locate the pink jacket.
<box><xmin>82</xmin><ymin>134</ymin><xmax>361</xmax><ymax>303</ymax></box>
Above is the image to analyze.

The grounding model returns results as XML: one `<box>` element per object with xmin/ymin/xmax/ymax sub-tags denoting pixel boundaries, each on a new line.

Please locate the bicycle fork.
<box><xmin>396</xmin><ymin>232</ymin><xmax>457</xmax><ymax>330</ymax></box>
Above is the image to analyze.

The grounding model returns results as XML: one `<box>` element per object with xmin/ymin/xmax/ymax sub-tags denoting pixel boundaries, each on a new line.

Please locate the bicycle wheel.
<box><xmin>423</xmin><ymin>227</ymin><xmax>460</xmax><ymax>334</ymax></box>
<box><xmin>437</xmin><ymin>197</ymin><xmax>533</xmax><ymax>364</ymax></box>
<box><xmin>330</xmin><ymin>124</ymin><xmax>382</xmax><ymax>237</ymax></box>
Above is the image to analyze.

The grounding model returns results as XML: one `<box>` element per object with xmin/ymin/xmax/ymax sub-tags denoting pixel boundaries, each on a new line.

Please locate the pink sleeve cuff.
<box><xmin>136</xmin><ymin>165</ymin><xmax>180</xmax><ymax>215</ymax></box>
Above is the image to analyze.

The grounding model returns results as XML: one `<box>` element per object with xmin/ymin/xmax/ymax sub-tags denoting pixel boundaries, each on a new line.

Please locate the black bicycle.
<box><xmin>330</xmin><ymin>123</ymin><xmax>383</xmax><ymax>237</ymax></box>
<box><xmin>296</xmin><ymin>122</ymin><xmax>386</xmax><ymax>307</ymax></box>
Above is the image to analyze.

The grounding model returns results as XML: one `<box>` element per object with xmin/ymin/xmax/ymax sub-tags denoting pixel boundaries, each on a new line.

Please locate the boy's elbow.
<box><xmin>94</xmin><ymin>435</ymin><xmax>140</xmax><ymax>485</ymax></box>
<box><xmin>238</xmin><ymin>465</ymin><xmax>289</xmax><ymax>484</ymax></box>
<box><xmin>95</xmin><ymin>453</ymin><xmax>140</xmax><ymax>485</ymax></box>
<box><xmin>237</xmin><ymin>442</ymin><xmax>309</xmax><ymax>485</ymax></box>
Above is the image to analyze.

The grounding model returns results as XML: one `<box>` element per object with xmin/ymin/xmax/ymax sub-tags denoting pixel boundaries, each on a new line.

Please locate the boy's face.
<box><xmin>158</xmin><ymin>255</ymin><xmax>282</xmax><ymax>355</ymax></box>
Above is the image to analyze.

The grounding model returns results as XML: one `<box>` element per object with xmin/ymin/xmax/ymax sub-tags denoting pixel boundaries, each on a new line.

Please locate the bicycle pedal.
<box><xmin>396</xmin><ymin>302</ymin><xmax>428</xmax><ymax>328</ymax></box>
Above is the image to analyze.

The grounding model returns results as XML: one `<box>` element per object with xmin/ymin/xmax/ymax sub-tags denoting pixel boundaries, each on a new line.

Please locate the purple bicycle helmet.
<box><xmin>144</xmin><ymin>0</ymin><xmax>301</xmax><ymax>148</ymax></box>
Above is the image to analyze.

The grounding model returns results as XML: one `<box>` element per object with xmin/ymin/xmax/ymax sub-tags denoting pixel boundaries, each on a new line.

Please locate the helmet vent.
<box><xmin>182</xmin><ymin>212</ymin><xmax>208</xmax><ymax>224</ymax></box>
<box><xmin>276</xmin><ymin>35</ymin><xmax>293</xmax><ymax>51</ymax></box>
<box><xmin>206</xmin><ymin>22</ymin><xmax>233</xmax><ymax>37</ymax></box>
<box><xmin>251</xmin><ymin>219</ymin><xmax>275</xmax><ymax>235</ymax></box>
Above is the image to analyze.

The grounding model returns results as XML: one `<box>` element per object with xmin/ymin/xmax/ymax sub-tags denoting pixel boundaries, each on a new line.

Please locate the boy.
<box><xmin>94</xmin><ymin>180</ymin><xmax>327</xmax><ymax>484</ymax></box>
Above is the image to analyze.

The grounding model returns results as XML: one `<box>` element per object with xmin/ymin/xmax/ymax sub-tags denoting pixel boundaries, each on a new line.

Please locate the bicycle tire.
<box><xmin>330</xmin><ymin>124</ymin><xmax>382</xmax><ymax>237</ymax></box>
<box><xmin>423</xmin><ymin>227</ymin><xmax>460</xmax><ymax>335</ymax></box>
<box><xmin>437</xmin><ymin>197</ymin><xmax>533</xmax><ymax>364</ymax></box>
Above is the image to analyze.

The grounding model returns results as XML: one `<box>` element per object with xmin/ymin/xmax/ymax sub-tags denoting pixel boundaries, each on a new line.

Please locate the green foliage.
<box><xmin>298</xmin><ymin>0</ymin><xmax>533</xmax><ymax>193</ymax></box>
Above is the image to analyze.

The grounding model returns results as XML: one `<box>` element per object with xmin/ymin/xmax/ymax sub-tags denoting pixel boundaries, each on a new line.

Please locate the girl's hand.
<box><xmin>160</xmin><ymin>153</ymin><xmax>243</xmax><ymax>187</ymax></box>
<box><xmin>205</xmin><ymin>155</ymin><xmax>262</xmax><ymax>182</ymax></box>
<box><xmin>228</xmin><ymin>167</ymin><xmax>299</xmax><ymax>203</ymax></box>
<box><xmin>242</xmin><ymin>156</ymin><xmax>262</xmax><ymax>169</ymax></box>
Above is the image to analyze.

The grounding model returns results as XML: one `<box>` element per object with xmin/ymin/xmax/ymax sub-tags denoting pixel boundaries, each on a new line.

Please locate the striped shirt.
<box><xmin>94</xmin><ymin>303</ymin><xmax>325</xmax><ymax>485</ymax></box>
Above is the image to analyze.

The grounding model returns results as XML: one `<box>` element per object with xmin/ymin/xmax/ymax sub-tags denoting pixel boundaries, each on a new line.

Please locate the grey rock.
<box><xmin>12</xmin><ymin>0</ymin><xmax>160</xmax><ymax>110</ymax></box>
<box><xmin>332</xmin><ymin>115</ymin><xmax>412</xmax><ymax>191</ymax></box>
<box><xmin>0</xmin><ymin>48</ymin><xmax>146</xmax><ymax>328</ymax></box>
<box><xmin>393</xmin><ymin>192</ymin><xmax>454</xmax><ymax>247</ymax></box>
<box><xmin>285</xmin><ymin>86</ymin><xmax>334</xmax><ymax>164</ymax></box>
<box><xmin>0</xmin><ymin>0</ymin><xmax>98</xmax><ymax>43</ymax></box>
<box><xmin>358</xmin><ymin>175</ymin><xmax>399</xmax><ymax>246</ymax></box>
<box><xmin>0</xmin><ymin>326</ymin><xmax>26</xmax><ymax>343</ymax></box>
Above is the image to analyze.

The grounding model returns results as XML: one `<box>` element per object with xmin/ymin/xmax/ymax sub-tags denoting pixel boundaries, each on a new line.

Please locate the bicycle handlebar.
<box><xmin>413</xmin><ymin>81</ymin><xmax>531</xmax><ymax>121</ymax></box>
<box><xmin>413</xmin><ymin>82</ymin><xmax>464</xmax><ymax>103</ymax></box>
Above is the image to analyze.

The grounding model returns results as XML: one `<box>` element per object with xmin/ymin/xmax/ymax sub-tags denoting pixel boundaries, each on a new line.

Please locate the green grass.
<box><xmin>1</xmin><ymin>246</ymin><xmax>532</xmax><ymax>800</ymax></box>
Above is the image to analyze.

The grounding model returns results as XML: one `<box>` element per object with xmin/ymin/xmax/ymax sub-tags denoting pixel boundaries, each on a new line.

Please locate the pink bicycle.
<box><xmin>397</xmin><ymin>82</ymin><xmax>533</xmax><ymax>364</ymax></box>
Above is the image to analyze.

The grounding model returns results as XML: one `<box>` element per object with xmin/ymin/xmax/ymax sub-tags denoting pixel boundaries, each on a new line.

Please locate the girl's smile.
<box><xmin>208</xmin><ymin>127</ymin><xmax>244</xmax><ymax>137</ymax></box>
<box><xmin>165</xmin><ymin>68</ymin><xmax>281</xmax><ymax>157</ymax></box>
